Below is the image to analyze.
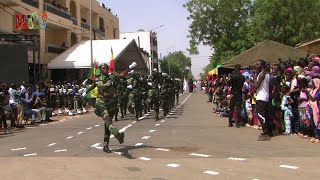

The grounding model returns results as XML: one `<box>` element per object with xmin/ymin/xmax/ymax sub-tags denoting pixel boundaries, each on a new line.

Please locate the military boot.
<box><xmin>103</xmin><ymin>146</ymin><xmax>112</xmax><ymax>153</ymax></box>
<box><xmin>115</xmin><ymin>132</ymin><xmax>125</xmax><ymax>144</ymax></box>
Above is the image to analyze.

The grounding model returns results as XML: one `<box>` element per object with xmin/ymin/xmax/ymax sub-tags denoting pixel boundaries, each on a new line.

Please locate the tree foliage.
<box><xmin>184</xmin><ymin>0</ymin><xmax>320</xmax><ymax>76</ymax></box>
<box><xmin>160</xmin><ymin>51</ymin><xmax>193</xmax><ymax>80</ymax></box>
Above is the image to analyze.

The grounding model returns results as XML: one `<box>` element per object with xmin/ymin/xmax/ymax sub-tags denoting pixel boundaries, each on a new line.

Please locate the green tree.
<box><xmin>160</xmin><ymin>51</ymin><xmax>193</xmax><ymax>80</ymax></box>
<box><xmin>184</xmin><ymin>0</ymin><xmax>253</xmax><ymax>75</ymax></box>
<box><xmin>250</xmin><ymin>0</ymin><xmax>320</xmax><ymax>47</ymax></box>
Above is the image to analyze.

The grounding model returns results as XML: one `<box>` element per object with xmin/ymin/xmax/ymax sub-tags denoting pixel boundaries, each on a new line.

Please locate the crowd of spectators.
<box><xmin>204</xmin><ymin>55</ymin><xmax>320</xmax><ymax>142</ymax></box>
<box><xmin>0</xmin><ymin>81</ymin><xmax>89</xmax><ymax>134</ymax></box>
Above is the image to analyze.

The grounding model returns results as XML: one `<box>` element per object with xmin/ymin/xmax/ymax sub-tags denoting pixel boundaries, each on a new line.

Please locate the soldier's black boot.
<box><xmin>136</xmin><ymin>113</ymin><xmax>139</xmax><ymax>120</ymax></box>
<box><xmin>115</xmin><ymin>112</ymin><xmax>118</xmax><ymax>121</ymax></box>
<box><xmin>103</xmin><ymin>146</ymin><xmax>112</xmax><ymax>153</ymax></box>
<box><xmin>121</xmin><ymin>111</ymin><xmax>124</xmax><ymax>118</ymax></box>
<box><xmin>115</xmin><ymin>132</ymin><xmax>125</xmax><ymax>144</ymax></box>
<box><xmin>140</xmin><ymin>111</ymin><xmax>143</xmax><ymax>118</ymax></box>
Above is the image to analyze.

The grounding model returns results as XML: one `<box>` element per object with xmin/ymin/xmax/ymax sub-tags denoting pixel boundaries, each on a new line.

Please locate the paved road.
<box><xmin>0</xmin><ymin>91</ymin><xmax>319</xmax><ymax>180</ymax></box>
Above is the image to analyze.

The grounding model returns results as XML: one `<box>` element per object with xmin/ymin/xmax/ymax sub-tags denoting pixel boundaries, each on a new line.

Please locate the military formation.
<box><xmin>47</xmin><ymin>82</ymin><xmax>88</xmax><ymax>116</ymax></box>
<box><xmin>108</xmin><ymin>68</ymin><xmax>181</xmax><ymax>121</ymax></box>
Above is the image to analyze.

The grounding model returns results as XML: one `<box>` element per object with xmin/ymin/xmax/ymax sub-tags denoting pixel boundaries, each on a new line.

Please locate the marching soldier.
<box><xmin>87</xmin><ymin>62</ymin><xmax>137</xmax><ymax>153</ymax></box>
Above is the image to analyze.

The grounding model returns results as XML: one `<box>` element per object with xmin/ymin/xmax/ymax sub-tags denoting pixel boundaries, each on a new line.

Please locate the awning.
<box><xmin>222</xmin><ymin>40</ymin><xmax>311</xmax><ymax>68</ymax></box>
<box><xmin>47</xmin><ymin>39</ymin><xmax>148</xmax><ymax>72</ymax></box>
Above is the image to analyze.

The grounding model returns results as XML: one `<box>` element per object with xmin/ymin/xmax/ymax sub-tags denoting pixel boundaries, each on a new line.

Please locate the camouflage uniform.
<box><xmin>93</xmin><ymin>74</ymin><xmax>124</xmax><ymax>150</ymax></box>
<box><xmin>49</xmin><ymin>84</ymin><xmax>57</xmax><ymax>109</ymax></box>
<box><xmin>127</xmin><ymin>73</ymin><xmax>143</xmax><ymax>120</ymax></box>
<box><xmin>174</xmin><ymin>79</ymin><xmax>180</xmax><ymax>105</ymax></box>
<box><xmin>160</xmin><ymin>75</ymin><xmax>170</xmax><ymax>116</ymax></box>
<box><xmin>147</xmin><ymin>71</ymin><xmax>161</xmax><ymax>120</ymax></box>
<box><xmin>119</xmin><ymin>78</ymin><xmax>128</xmax><ymax>118</ymax></box>
<box><xmin>140</xmin><ymin>75</ymin><xmax>149</xmax><ymax>114</ymax></box>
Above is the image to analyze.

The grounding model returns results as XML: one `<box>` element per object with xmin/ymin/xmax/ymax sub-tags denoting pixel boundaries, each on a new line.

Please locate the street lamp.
<box><xmin>166</xmin><ymin>46</ymin><xmax>175</xmax><ymax>76</ymax></box>
<box><xmin>149</xmin><ymin>25</ymin><xmax>165</xmax><ymax>75</ymax></box>
<box><xmin>150</xmin><ymin>25</ymin><xmax>165</xmax><ymax>32</ymax></box>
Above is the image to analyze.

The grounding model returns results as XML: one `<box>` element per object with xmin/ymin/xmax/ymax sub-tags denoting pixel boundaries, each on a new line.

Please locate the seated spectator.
<box><xmin>21</xmin><ymin>93</ymin><xmax>37</xmax><ymax>125</ymax></box>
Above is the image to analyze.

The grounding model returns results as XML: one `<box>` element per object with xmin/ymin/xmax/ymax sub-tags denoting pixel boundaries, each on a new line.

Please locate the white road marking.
<box><xmin>75</xmin><ymin>116</ymin><xmax>80</xmax><ymax>118</ymax></box>
<box><xmin>203</xmin><ymin>171</ymin><xmax>220</xmax><ymax>176</ymax></box>
<box><xmin>132</xmin><ymin>121</ymin><xmax>136</xmax><ymax>124</ymax></box>
<box><xmin>95</xmin><ymin>125</ymin><xmax>100</xmax><ymax>127</ymax></box>
<box><xmin>177</xmin><ymin>93</ymin><xmax>192</xmax><ymax>108</ymax></box>
<box><xmin>91</xmin><ymin>143</ymin><xmax>101</xmax><ymax>147</ymax></box>
<box><xmin>149</xmin><ymin>130</ymin><xmax>156</xmax><ymax>133</ymax></box>
<box><xmin>166</xmin><ymin>163</ymin><xmax>180</xmax><ymax>168</ymax></box>
<box><xmin>24</xmin><ymin>153</ymin><xmax>37</xmax><ymax>157</ymax></box>
<box><xmin>94</xmin><ymin>146</ymin><xmax>103</xmax><ymax>150</ymax></box>
<box><xmin>169</xmin><ymin>112</ymin><xmax>173</xmax><ymax>115</ymax></box>
<box><xmin>156</xmin><ymin>148</ymin><xmax>170</xmax><ymax>152</ymax></box>
<box><xmin>47</xmin><ymin>143</ymin><xmax>56</xmax><ymax>147</ymax></box>
<box><xmin>161</xmin><ymin>120</ymin><xmax>165</xmax><ymax>123</ymax></box>
<box><xmin>155</xmin><ymin>124</ymin><xmax>160</xmax><ymax>126</ymax></box>
<box><xmin>66</xmin><ymin>136</ymin><xmax>74</xmax><ymax>139</ymax></box>
<box><xmin>228</xmin><ymin>157</ymin><xmax>245</xmax><ymax>161</ymax></box>
<box><xmin>114</xmin><ymin>152</ymin><xmax>123</xmax><ymax>155</ymax></box>
<box><xmin>142</xmin><ymin>136</ymin><xmax>151</xmax><ymax>139</ymax></box>
<box><xmin>55</xmin><ymin>149</ymin><xmax>67</xmax><ymax>153</ymax></box>
<box><xmin>252</xmin><ymin>179</ymin><xmax>260</xmax><ymax>180</ymax></box>
<box><xmin>279</xmin><ymin>165</ymin><xmax>299</xmax><ymax>169</ymax></box>
<box><xmin>77</xmin><ymin>132</ymin><xmax>83</xmax><ymax>135</ymax></box>
<box><xmin>138</xmin><ymin>157</ymin><xmax>151</xmax><ymax>161</ymax></box>
<box><xmin>11</xmin><ymin>147</ymin><xmax>26</xmax><ymax>151</ymax></box>
<box><xmin>135</xmin><ymin>143</ymin><xmax>143</xmax><ymax>146</ymax></box>
<box><xmin>86</xmin><ymin>127</ymin><xmax>92</xmax><ymax>130</ymax></box>
<box><xmin>189</xmin><ymin>153</ymin><xmax>211</xmax><ymax>158</ymax></box>
<box><xmin>138</xmin><ymin>117</ymin><xmax>144</xmax><ymax>120</ymax></box>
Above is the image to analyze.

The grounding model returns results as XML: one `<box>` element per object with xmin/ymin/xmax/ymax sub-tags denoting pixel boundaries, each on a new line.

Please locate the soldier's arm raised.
<box><xmin>119</xmin><ymin>62</ymin><xmax>137</xmax><ymax>78</ymax></box>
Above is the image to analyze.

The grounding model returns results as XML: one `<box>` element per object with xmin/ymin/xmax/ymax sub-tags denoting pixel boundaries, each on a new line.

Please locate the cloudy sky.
<box><xmin>98</xmin><ymin>0</ymin><xmax>212</xmax><ymax>78</ymax></box>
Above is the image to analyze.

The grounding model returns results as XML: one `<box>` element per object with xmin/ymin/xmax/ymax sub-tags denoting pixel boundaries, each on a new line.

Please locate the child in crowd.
<box><xmin>280</xmin><ymin>85</ymin><xmax>293</xmax><ymax>135</ymax></box>
<box><xmin>298</xmin><ymin>78</ymin><xmax>312</xmax><ymax>138</ymax></box>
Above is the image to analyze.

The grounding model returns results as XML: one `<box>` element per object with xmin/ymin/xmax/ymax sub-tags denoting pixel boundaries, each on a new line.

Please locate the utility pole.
<box><xmin>90</xmin><ymin>0</ymin><xmax>93</xmax><ymax>66</ymax></box>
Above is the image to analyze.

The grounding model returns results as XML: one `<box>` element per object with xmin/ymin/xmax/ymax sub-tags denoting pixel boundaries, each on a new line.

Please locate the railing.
<box><xmin>81</xmin><ymin>21</ymin><xmax>90</xmax><ymax>30</ymax></box>
<box><xmin>21</xmin><ymin>0</ymin><xmax>39</xmax><ymax>8</ymax></box>
<box><xmin>44</xmin><ymin>2</ymin><xmax>71</xmax><ymax>20</ymax></box>
<box><xmin>47</xmin><ymin>44</ymin><xmax>67</xmax><ymax>54</ymax></box>
<box><xmin>71</xmin><ymin>17</ymin><xmax>77</xmax><ymax>25</ymax></box>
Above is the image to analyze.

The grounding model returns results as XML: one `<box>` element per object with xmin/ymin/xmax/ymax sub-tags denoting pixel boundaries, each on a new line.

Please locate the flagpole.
<box><xmin>90</xmin><ymin>0</ymin><xmax>93</xmax><ymax>66</ymax></box>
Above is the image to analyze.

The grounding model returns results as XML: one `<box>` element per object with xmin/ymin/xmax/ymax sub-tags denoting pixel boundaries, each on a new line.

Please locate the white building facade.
<box><xmin>120</xmin><ymin>30</ymin><xmax>158</xmax><ymax>74</ymax></box>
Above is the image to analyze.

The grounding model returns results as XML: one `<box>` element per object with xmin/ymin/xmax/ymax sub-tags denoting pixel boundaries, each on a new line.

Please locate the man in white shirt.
<box><xmin>248</xmin><ymin>60</ymin><xmax>273</xmax><ymax>141</ymax></box>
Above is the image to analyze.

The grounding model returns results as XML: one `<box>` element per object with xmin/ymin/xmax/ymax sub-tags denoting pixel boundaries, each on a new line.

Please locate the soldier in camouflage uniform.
<box><xmin>119</xmin><ymin>78</ymin><xmax>128</xmax><ymax>118</ymax></box>
<box><xmin>127</xmin><ymin>71</ymin><xmax>143</xmax><ymax>120</ymax></box>
<box><xmin>174</xmin><ymin>79</ymin><xmax>180</xmax><ymax>105</ymax></box>
<box><xmin>109</xmin><ymin>72</ymin><xmax>121</xmax><ymax>121</ymax></box>
<box><xmin>160</xmin><ymin>73</ymin><xmax>170</xmax><ymax>117</ymax></box>
<box><xmin>147</xmin><ymin>69</ymin><xmax>161</xmax><ymax>120</ymax></box>
<box><xmin>87</xmin><ymin>62</ymin><xmax>137</xmax><ymax>153</ymax></box>
<box><xmin>140</xmin><ymin>74</ymin><xmax>149</xmax><ymax>114</ymax></box>
<box><xmin>48</xmin><ymin>82</ymin><xmax>57</xmax><ymax>114</ymax></box>
<box><xmin>66</xmin><ymin>83</ymin><xmax>74</xmax><ymax>116</ymax></box>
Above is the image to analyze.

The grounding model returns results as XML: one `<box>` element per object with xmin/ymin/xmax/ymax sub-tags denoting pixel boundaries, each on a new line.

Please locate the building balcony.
<box><xmin>47</xmin><ymin>44</ymin><xmax>67</xmax><ymax>54</ymax></box>
<box><xmin>97</xmin><ymin>30</ymin><xmax>105</xmax><ymax>38</ymax></box>
<box><xmin>21</xmin><ymin>0</ymin><xmax>39</xmax><ymax>8</ymax></box>
<box><xmin>44</xmin><ymin>2</ymin><xmax>71</xmax><ymax>20</ymax></box>
<box><xmin>81</xmin><ymin>21</ymin><xmax>90</xmax><ymax>30</ymax></box>
<box><xmin>71</xmin><ymin>17</ymin><xmax>77</xmax><ymax>25</ymax></box>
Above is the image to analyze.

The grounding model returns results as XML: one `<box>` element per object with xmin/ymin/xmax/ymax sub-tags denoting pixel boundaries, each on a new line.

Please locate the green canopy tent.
<box><xmin>221</xmin><ymin>40</ymin><xmax>311</xmax><ymax>68</ymax></box>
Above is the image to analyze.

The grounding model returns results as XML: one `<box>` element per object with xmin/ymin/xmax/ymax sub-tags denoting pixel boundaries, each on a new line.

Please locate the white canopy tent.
<box><xmin>47</xmin><ymin>39</ymin><xmax>148</xmax><ymax>72</ymax></box>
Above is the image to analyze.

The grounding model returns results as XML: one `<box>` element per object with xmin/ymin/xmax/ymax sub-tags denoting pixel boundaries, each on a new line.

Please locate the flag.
<box><xmin>108</xmin><ymin>47</ymin><xmax>115</xmax><ymax>73</ymax></box>
<box><xmin>87</xmin><ymin>60</ymin><xmax>100</xmax><ymax>80</ymax></box>
<box><xmin>216</xmin><ymin>64</ymin><xmax>222</xmax><ymax>69</ymax></box>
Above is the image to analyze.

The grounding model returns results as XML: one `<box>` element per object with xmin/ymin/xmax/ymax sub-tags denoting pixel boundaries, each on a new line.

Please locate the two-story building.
<box><xmin>0</xmin><ymin>0</ymin><xmax>119</xmax><ymax>66</ymax></box>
